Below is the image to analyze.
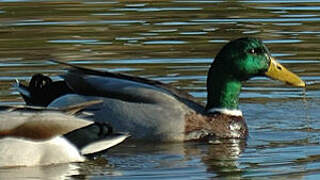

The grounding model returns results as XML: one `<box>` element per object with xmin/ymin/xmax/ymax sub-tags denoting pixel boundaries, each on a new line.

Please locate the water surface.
<box><xmin>0</xmin><ymin>0</ymin><xmax>320</xmax><ymax>179</ymax></box>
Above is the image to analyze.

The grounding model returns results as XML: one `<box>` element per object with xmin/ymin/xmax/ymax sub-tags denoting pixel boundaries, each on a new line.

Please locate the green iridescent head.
<box><xmin>213</xmin><ymin>38</ymin><xmax>270</xmax><ymax>80</ymax></box>
<box><xmin>206</xmin><ymin>37</ymin><xmax>305</xmax><ymax>111</ymax></box>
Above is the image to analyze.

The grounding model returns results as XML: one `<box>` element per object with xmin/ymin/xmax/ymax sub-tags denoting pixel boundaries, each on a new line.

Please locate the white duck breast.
<box><xmin>0</xmin><ymin>136</ymin><xmax>84</xmax><ymax>167</ymax></box>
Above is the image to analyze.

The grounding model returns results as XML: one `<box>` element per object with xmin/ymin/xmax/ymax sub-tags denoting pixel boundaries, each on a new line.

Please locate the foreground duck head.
<box><xmin>206</xmin><ymin>38</ymin><xmax>305</xmax><ymax>113</ymax></box>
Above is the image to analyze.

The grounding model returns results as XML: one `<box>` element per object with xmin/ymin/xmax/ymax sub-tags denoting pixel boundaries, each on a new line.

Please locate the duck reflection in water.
<box><xmin>201</xmin><ymin>139</ymin><xmax>246</xmax><ymax>178</ymax></box>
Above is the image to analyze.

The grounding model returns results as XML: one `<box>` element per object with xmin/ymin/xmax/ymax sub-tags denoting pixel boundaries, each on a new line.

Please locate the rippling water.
<box><xmin>1</xmin><ymin>0</ymin><xmax>320</xmax><ymax>179</ymax></box>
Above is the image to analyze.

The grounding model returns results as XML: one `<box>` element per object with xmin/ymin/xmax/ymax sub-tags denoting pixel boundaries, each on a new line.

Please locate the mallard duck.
<box><xmin>0</xmin><ymin>103</ymin><xmax>129</xmax><ymax>167</ymax></box>
<box><xmin>15</xmin><ymin>38</ymin><xmax>305</xmax><ymax>142</ymax></box>
<box><xmin>15</xmin><ymin>73</ymin><xmax>72</xmax><ymax>106</ymax></box>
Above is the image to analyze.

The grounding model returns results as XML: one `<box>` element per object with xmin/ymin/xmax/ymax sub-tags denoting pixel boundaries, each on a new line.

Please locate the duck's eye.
<box><xmin>248</xmin><ymin>49</ymin><xmax>255</xmax><ymax>54</ymax></box>
<box><xmin>248</xmin><ymin>48</ymin><xmax>264</xmax><ymax>55</ymax></box>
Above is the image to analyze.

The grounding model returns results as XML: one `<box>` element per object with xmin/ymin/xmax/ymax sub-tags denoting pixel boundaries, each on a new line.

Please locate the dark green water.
<box><xmin>1</xmin><ymin>0</ymin><xmax>320</xmax><ymax>179</ymax></box>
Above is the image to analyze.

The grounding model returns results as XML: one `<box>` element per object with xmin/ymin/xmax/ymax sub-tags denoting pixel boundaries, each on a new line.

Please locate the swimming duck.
<box><xmin>15</xmin><ymin>73</ymin><xmax>72</xmax><ymax>106</ymax></box>
<box><xmin>0</xmin><ymin>103</ymin><xmax>129</xmax><ymax>167</ymax></box>
<box><xmin>15</xmin><ymin>37</ymin><xmax>305</xmax><ymax>142</ymax></box>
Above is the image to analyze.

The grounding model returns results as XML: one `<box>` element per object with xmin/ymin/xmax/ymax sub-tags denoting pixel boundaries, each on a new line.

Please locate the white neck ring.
<box><xmin>207</xmin><ymin>108</ymin><xmax>243</xmax><ymax>117</ymax></box>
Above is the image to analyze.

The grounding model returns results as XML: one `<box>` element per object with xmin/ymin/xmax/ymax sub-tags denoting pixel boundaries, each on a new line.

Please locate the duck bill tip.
<box><xmin>265</xmin><ymin>57</ymin><xmax>305</xmax><ymax>88</ymax></box>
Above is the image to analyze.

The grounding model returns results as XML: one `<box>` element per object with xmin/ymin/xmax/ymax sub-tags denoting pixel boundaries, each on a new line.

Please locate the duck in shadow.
<box><xmin>15</xmin><ymin>37</ymin><xmax>305</xmax><ymax>142</ymax></box>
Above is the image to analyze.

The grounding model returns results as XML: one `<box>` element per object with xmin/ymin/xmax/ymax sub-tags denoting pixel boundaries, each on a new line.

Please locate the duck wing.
<box><xmin>51</xmin><ymin>60</ymin><xmax>203</xmax><ymax>108</ymax></box>
<box><xmin>0</xmin><ymin>107</ymin><xmax>94</xmax><ymax>140</ymax></box>
<box><xmin>0</xmin><ymin>100</ymin><xmax>102</xmax><ymax>115</ymax></box>
<box><xmin>80</xmin><ymin>133</ymin><xmax>129</xmax><ymax>155</ymax></box>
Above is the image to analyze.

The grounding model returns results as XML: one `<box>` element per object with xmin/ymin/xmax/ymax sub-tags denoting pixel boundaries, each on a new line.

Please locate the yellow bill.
<box><xmin>265</xmin><ymin>57</ymin><xmax>305</xmax><ymax>87</ymax></box>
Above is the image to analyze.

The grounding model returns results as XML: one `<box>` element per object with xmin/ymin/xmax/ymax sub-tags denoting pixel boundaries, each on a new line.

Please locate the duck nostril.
<box><xmin>276</xmin><ymin>65</ymin><xmax>282</xmax><ymax>71</ymax></box>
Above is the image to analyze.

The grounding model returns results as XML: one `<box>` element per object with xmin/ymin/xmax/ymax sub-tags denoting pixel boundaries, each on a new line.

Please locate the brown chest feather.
<box><xmin>185</xmin><ymin>112</ymin><xmax>248</xmax><ymax>140</ymax></box>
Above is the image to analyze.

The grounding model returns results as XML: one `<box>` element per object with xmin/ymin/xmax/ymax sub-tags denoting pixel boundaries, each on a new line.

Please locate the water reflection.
<box><xmin>102</xmin><ymin>139</ymin><xmax>246</xmax><ymax>179</ymax></box>
<box><xmin>0</xmin><ymin>164</ymin><xmax>80</xmax><ymax>180</ymax></box>
<box><xmin>202</xmin><ymin>139</ymin><xmax>246</xmax><ymax>178</ymax></box>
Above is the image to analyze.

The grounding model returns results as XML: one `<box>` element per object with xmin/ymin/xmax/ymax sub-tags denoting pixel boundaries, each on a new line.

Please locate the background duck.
<box><xmin>0</xmin><ymin>104</ymin><xmax>129</xmax><ymax>167</ymax></box>
<box><xmin>15</xmin><ymin>37</ymin><xmax>305</xmax><ymax>142</ymax></box>
<box><xmin>15</xmin><ymin>73</ymin><xmax>72</xmax><ymax>106</ymax></box>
